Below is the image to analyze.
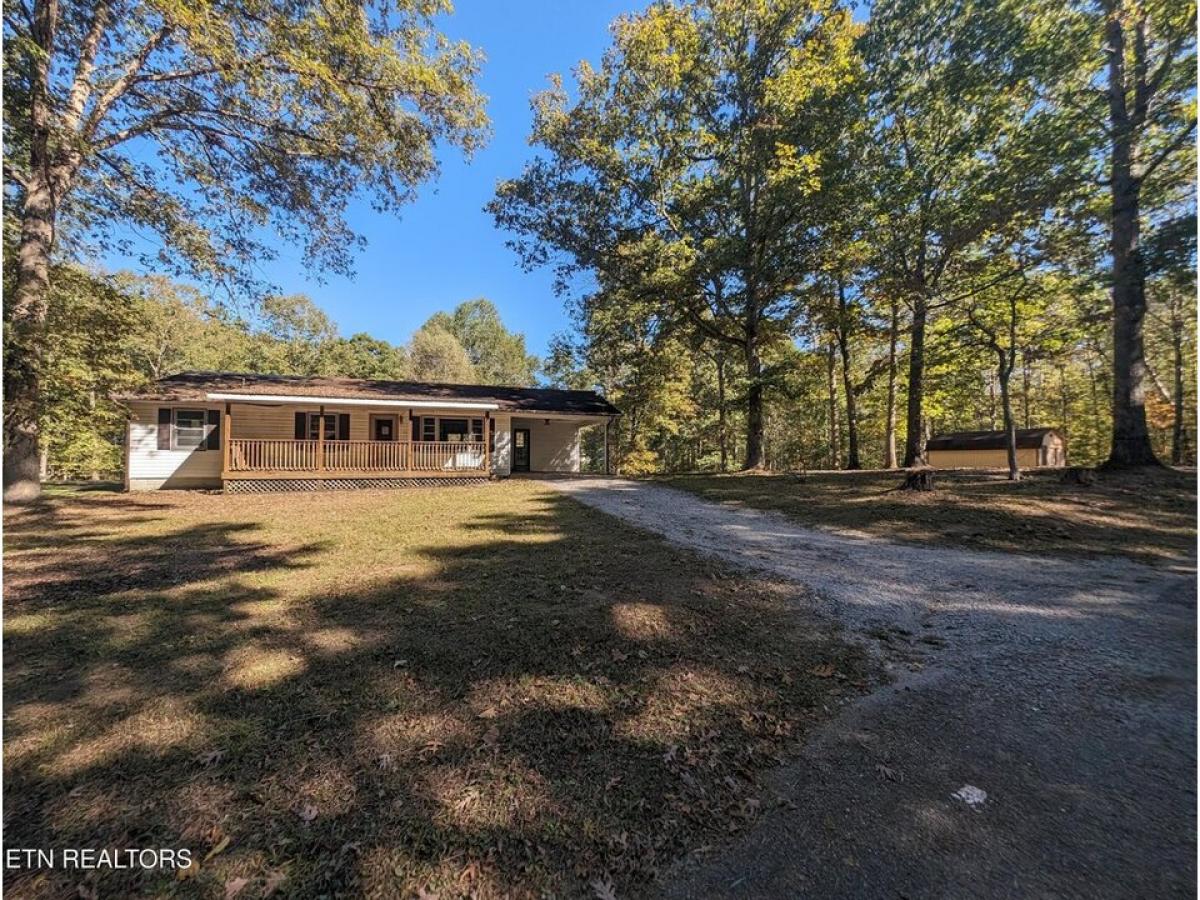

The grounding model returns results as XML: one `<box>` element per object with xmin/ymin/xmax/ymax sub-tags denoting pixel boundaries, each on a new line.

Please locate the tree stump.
<box><xmin>1060</xmin><ymin>466</ymin><xmax>1096</xmax><ymax>486</ymax></box>
<box><xmin>901</xmin><ymin>468</ymin><xmax>936</xmax><ymax>491</ymax></box>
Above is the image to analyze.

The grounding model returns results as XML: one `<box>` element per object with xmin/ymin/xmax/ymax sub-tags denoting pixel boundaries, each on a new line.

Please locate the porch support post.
<box><xmin>317</xmin><ymin>404</ymin><xmax>325</xmax><ymax>473</ymax></box>
<box><xmin>222</xmin><ymin>402</ymin><xmax>232</xmax><ymax>478</ymax></box>
<box><xmin>484</xmin><ymin>411</ymin><xmax>491</xmax><ymax>475</ymax></box>
<box><xmin>604</xmin><ymin>416</ymin><xmax>610</xmax><ymax>476</ymax></box>
<box><xmin>407</xmin><ymin>409</ymin><xmax>413</xmax><ymax>472</ymax></box>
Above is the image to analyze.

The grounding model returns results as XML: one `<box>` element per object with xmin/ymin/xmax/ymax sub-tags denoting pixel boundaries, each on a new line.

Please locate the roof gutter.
<box><xmin>205</xmin><ymin>392</ymin><xmax>500</xmax><ymax>410</ymax></box>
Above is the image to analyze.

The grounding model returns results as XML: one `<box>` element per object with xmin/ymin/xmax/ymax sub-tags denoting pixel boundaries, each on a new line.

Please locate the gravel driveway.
<box><xmin>544</xmin><ymin>477</ymin><xmax>1197</xmax><ymax>898</ymax></box>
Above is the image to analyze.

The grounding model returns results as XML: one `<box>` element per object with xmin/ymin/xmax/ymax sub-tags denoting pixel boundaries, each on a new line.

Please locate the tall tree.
<box><xmin>862</xmin><ymin>0</ymin><xmax>1092</xmax><ymax>466</ymax></box>
<box><xmin>491</xmin><ymin>0</ymin><xmax>861</xmax><ymax>469</ymax></box>
<box><xmin>425</xmin><ymin>298</ymin><xmax>540</xmax><ymax>385</ymax></box>
<box><xmin>1144</xmin><ymin>212</ymin><xmax>1197</xmax><ymax>465</ymax></box>
<box><xmin>251</xmin><ymin>294</ymin><xmax>338</xmax><ymax>375</ymax></box>
<box><xmin>407</xmin><ymin>324</ymin><xmax>476</xmax><ymax>384</ymax></box>
<box><xmin>2</xmin><ymin>0</ymin><xmax>487</xmax><ymax>499</ymax></box>
<box><xmin>1094</xmin><ymin>0</ymin><xmax>1195</xmax><ymax>466</ymax></box>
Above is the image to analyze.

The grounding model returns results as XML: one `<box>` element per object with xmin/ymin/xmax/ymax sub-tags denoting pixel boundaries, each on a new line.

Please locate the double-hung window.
<box><xmin>173</xmin><ymin>409</ymin><xmax>208</xmax><ymax>449</ymax></box>
<box><xmin>307</xmin><ymin>414</ymin><xmax>337</xmax><ymax>441</ymax></box>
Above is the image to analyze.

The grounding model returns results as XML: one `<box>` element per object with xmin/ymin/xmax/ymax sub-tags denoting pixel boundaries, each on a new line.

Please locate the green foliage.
<box><xmin>406</xmin><ymin>323</ymin><xmax>478</xmax><ymax>384</ymax></box>
<box><xmin>493</xmin><ymin>0</ymin><xmax>1194</xmax><ymax>474</ymax></box>
<box><xmin>491</xmin><ymin>0</ymin><xmax>863</xmax><ymax>467</ymax></box>
<box><xmin>3</xmin><ymin>0</ymin><xmax>490</xmax><ymax>287</ymax></box>
<box><xmin>424</xmin><ymin>299</ymin><xmax>540</xmax><ymax>385</ymax></box>
<box><xmin>320</xmin><ymin>333</ymin><xmax>409</xmax><ymax>381</ymax></box>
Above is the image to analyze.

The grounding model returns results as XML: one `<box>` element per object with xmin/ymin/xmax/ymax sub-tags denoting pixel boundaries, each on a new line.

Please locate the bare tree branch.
<box><xmin>62</xmin><ymin>0</ymin><xmax>111</xmax><ymax>130</ymax></box>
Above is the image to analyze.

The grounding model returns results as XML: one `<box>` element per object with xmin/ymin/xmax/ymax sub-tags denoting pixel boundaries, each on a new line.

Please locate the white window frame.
<box><xmin>173</xmin><ymin>408</ymin><xmax>209</xmax><ymax>451</ymax></box>
<box><xmin>417</xmin><ymin>416</ymin><xmax>484</xmax><ymax>443</ymax></box>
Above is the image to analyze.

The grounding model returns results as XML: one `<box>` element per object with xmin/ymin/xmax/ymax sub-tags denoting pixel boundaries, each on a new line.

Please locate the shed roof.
<box><xmin>926</xmin><ymin>428</ymin><xmax>1063</xmax><ymax>451</ymax></box>
<box><xmin>118</xmin><ymin>371</ymin><xmax>620</xmax><ymax>416</ymax></box>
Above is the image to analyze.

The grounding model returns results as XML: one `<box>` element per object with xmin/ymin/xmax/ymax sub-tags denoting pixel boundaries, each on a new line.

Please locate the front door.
<box><xmin>513</xmin><ymin>428</ymin><xmax>531</xmax><ymax>472</ymax></box>
<box><xmin>372</xmin><ymin>416</ymin><xmax>396</xmax><ymax>441</ymax></box>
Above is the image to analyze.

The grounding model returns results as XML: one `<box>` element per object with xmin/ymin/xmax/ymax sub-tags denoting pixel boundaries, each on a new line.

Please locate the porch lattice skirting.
<box><xmin>224</xmin><ymin>476</ymin><xmax>490</xmax><ymax>493</ymax></box>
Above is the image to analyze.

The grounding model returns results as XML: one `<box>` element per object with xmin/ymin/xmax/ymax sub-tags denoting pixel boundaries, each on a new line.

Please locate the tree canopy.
<box><xmin>3</xmin><ymin>0</ymin><xmax>489</xmax><ymax>498</ymax></box>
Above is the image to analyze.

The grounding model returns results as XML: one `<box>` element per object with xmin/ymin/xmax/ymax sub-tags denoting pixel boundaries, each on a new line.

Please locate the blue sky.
<box><xmin>249</xmin><ymin>1</ymin><xmax>643</xmax><ymax>358</ymax></box>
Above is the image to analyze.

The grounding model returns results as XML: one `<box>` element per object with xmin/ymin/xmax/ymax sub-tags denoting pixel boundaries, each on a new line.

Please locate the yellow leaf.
<box><xmin>204</xmin><ymin>835</ymin><xmax>230</xmax><ymax>862</ymax></box>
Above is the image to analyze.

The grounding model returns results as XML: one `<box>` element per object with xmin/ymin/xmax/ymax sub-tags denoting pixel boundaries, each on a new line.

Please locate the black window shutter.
<box><xmin>294</xmin><ymin>412</ymin><xmax>307</xmax><ymax>440</ymax></box>
<box><xmin>205</xmin><ymin>409</ymin><xmax>220</xmax><ymax>451</ymax></box>
<box><xmin>411</xmin><ymin>417</ymin><xmax>420</xmax><ymax>441</ymax></box>
<box><xmin>338</xmin><ymin>413</ymin><xmax>350</xmax><ymax>441</ymax></box>
<box><xmin>157</xmin><ymin>408</ymin><xmax>172</xmax><ymax>449</ymax></box>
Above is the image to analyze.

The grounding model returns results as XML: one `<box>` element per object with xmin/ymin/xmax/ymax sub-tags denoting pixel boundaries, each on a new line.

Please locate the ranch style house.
<box><xmin>118</xmin><ymin>372</ymin><xmax>619</xmax><ymax>492</ymax></box>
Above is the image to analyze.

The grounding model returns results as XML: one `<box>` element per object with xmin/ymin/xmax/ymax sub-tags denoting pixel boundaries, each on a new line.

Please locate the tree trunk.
<box><xmin>998</xmin><ymin>352</ymin><xmax>1020</xmax><ymax>481</ymax></box>
<box><xmin>744</xmin><ymin>344</ymin><xmax>765</xmax><ymax>470</ymax></box>
<box><xmin>1103</xmin><ymin>7</ymin><xmax>1159</xmax><ymax>468</ymax></box>
<box><xmin>716</xmin><ymin>353</ymin><xmax>729</xmax><ymax>472</ymax></box>
<box><xmin>835</xmin><ymin>279</ymin><xmax>861</xmax><ymax>470</ymax></box>
<box><xmin>5</xmin><ymin>173</ymin><xmax>56</xmax><ymax>502</ymax></box>
<box><xmin>4</xmin><ymin>0</ymin><xmax>59</xmax><ymax>503</ymax></box>
<box><xmin>826</xmin><ymin>342</ymin><xmax>840</xmax><ymax>469</ymax></box>
<box><xmin>1059</xmin><ymin>364</ymin><xmax>1071</xmax><ymax>445</ymax></box>
<box><xmin>902</xmin><ymin>296</ymin><xmax>927</xmax><ymax>467</ymax></box>
<box><xmin>1171</xmin><ymin>311</ymin><xmax>1184</xmax><ymax>465</ymax></box>
<box><xmin>1017</xmin><ymin>354</ymin><xmax>1029</xmax><ymax>429</ymax></box>
<box><xmin>883</xmin><ymin>300</ymin><xmax>899</xmax><ymax>468</ymax></box>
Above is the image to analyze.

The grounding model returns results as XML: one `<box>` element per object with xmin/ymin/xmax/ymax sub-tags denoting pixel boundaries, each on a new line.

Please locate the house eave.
<box><xmin>203</xmin><ymin>392</ymin><xmax>501</xmax><ymax>410</ymax></box>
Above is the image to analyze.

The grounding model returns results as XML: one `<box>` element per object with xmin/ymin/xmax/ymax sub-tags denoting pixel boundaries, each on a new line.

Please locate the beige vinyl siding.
<box><xmin>229</xmin><ymin>403</ymin><xmax>380</xmax><ymax>441</ymax></box>
<box><xmin>126</xmin><ymin>400</ymin><xmax>222</xmax><ymax>489</ymax></box>
<box><xmin>928</xmin><ymin>448</ymin><xmax>1040</xmax><ymax>468</ymax></box>
<box><xmin>512</xmin><ymin>417</ymin><xmax>581</xmax><ymax>473</ymax></box>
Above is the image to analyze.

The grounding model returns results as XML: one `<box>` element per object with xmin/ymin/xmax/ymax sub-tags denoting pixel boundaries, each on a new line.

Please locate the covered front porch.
<box><xmin>218</xmin><ymin>398</ymin><xmax>495</xmax><ymax>490</ymax></box>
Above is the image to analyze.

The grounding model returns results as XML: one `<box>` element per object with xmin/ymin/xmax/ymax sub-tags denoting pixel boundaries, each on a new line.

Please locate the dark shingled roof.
<box><xmin>120</xmin><ymin>371</ymin><xmax>620</xmax><ymax>416</ymax></box>
<box><xmin>926</xmin><ymin>428</ymin><xmax>1063</xmax><ymax>451</ymax></box>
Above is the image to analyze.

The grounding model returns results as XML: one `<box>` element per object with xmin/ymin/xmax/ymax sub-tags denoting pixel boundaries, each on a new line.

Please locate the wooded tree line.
<box><xmin>492</xmin><ymin>0</ymin><xmax>1196</xmax><ymax>477</ymax></box>
<box><xmin>21</xmin><ymin>260</ymin><xmax>538</xmax><ymax>479</ymax></box>
<box><xmin>4</xmin><ymin>0</ymin><xmax>1194</xmax><ymax>495</ymax></box>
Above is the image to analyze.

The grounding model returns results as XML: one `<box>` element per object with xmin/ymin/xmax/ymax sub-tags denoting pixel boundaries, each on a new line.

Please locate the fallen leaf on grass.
<box><xmin>591</xmin><ymin>875</ymin><xmax>618</xmax><ymax>900</ymax></box>
<box><xmin>809</xmin><ymin>663</ymin><xmax>836</xmax><ymax>678</ymax></box>
<box><xmin>175</xmin><ymin>860</ymin><xmax>199</xmax><ymax>881</ymax></box>
<box><xmin>224</xmin><ymin>877</ymin><xmax>249</xmax><ymax>899</ymax></box>
<box><xmin>297</xmin><ymin>803</ymin><xmax>318</xmax><ymax>823</ymax></box>
<box><xmin>875</xmin><ymin>763</ymin><xmax>902</xmax><ymax>782</ymax></box>
<box><xmin>197</xmin><ymin>748</ymin><xmax>226</xmax><ymax>767</ymax></box>
<box><xmin>203</xmin><ymin>835</ymin><xmax>230</xmax><ymax>862</ymax></box>
<box><xmin>263</xmin><ymin>870</ymin><xmax>288</xmax><ymax>897</ymax></box>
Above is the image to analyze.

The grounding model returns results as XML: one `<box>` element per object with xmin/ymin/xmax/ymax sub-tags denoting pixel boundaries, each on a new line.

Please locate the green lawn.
<box><xmin>663</xmin><ymin>468</ymin><xmax>1197</xmax><ymax>567</ymax></box>
<box><xmin>4</xmin><ymin>482</ymin><xmax>869</xmax><ymax>899</ymax></box>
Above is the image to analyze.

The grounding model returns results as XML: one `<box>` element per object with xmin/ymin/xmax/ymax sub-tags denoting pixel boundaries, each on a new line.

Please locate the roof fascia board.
<box><xmin>205</xmin><ymin>392</ymin><xmax>499</xmax><ymax>410</ymax></box>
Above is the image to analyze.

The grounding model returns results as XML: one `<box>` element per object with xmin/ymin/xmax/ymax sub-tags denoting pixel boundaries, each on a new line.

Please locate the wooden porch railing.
<box><xmin>227</xmin><ymin>439</ymin><xmax>487</xmax><ymax>474</ymax></box>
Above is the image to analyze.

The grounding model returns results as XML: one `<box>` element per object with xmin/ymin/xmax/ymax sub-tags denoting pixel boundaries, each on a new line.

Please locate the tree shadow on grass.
<box><xmin>667</xmin><ymin>469</ymin><xmax>1197</xmax><ymax>566</ymax></box>
<box><xmin>4</xmin><ymin>489</ymin><xmax>871</xmax><ymax>898</ymax></box>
